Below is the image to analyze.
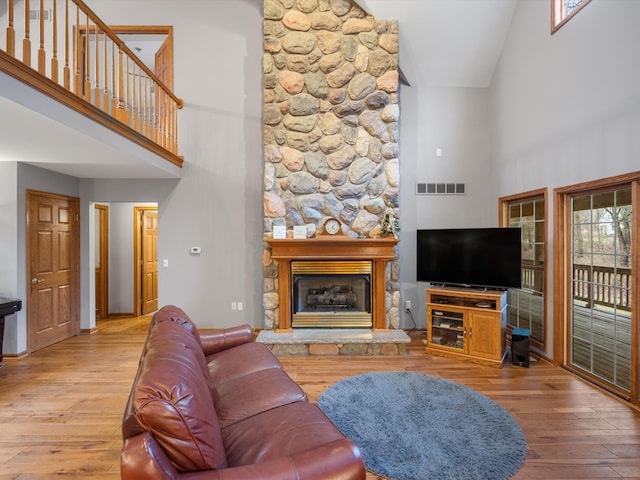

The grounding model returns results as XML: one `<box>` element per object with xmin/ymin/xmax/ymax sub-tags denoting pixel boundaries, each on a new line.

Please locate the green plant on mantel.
<box><xmin>381</xmin><ymin>208</ymin><xmax>400</xmax><ymax>238</ymax></box>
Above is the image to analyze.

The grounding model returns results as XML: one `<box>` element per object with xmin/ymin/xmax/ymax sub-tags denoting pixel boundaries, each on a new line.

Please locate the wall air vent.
<box><xmin>30</xmin><ymin>9</ymin><xmax>52</xmax><ymax>22</ymax></box>
<box><xmin>416</xmin><ymin>183</ymin><xmax>466</xmax><ymax>195</ymax></box>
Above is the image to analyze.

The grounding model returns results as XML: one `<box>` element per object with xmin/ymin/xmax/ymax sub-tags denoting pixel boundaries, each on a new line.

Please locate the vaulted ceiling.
<box><xmin>357</xmin><ymin>0</ymin><xmax>517</xmax><ymax>88</ymax></box>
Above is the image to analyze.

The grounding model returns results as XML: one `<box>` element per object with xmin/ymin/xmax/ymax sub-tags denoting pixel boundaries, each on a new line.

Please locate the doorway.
<box><xmin>26</xmin><ymin>190</ymin><xmax>80</xmax><ymax>353</ymax></box>
<box><xmin>93</xmin><ymin>203</ymin><xmax>157</xmax><ymax>318</ymax></box>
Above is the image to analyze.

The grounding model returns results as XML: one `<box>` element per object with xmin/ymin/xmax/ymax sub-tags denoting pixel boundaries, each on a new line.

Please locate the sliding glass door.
<box><xmin>569</xmin><ymin>188</ymin><xmax>632</xmax><ymax>394</ymax></box>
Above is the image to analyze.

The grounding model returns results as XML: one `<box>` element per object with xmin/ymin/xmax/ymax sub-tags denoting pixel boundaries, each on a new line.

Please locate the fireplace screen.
<box><xmin>291</xmin><ymin>261</ymin><xmax>372</xmax><ymax>328</ymax></box>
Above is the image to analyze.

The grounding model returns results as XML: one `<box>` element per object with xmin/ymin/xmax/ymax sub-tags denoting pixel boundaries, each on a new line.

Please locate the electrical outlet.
<box><xmin>237</xmin><ymin>302</ymin><xmax>243</xmax><ymax>311</ymax></box>
<box><xmin>404</xmin><ymin>300</ymin><xmax>411</xmax><ymax>311</ymax></box>
<box><xmin>231</xmin><ymin>302</ymin><xmax>237</xmax><ymax>310</ymax></box>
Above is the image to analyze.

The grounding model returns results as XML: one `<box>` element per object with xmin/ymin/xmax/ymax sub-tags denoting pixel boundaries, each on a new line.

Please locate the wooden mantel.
<box><xmin>265</xmin><ymin>237</ymin><xmax>400</xmax><ymax>332</ymax></box>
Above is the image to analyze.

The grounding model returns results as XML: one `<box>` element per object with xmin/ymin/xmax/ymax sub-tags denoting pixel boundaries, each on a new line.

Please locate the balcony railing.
<box><xmin>1</xmin><ymin>0</ymin><xmax>183</xmax><ymax>166</ymax></box>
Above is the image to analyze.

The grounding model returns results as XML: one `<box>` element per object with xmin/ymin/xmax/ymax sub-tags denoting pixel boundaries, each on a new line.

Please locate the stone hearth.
<box><xmin>256</xmin><ymin>328</ymin><xmax>410</xmax><ymax>356</ymax></box>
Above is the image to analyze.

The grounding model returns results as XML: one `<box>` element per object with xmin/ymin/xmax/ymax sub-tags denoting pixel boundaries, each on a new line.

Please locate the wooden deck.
<box><xmin>571</xmin><ymin>301</ymin><xmax>632</xmax><ymax>392</ymax></box>
<box><xmin>1</xmin><ymin>316</ymin><xmax>640</xmax><ymax>479</ymax></box>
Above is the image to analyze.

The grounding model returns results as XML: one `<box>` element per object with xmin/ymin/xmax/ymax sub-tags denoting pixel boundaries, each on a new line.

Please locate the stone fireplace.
<box><xmin>262</xmin><ymin>0</ymin><xmax>401</xmax><ymax>334</ymax></box>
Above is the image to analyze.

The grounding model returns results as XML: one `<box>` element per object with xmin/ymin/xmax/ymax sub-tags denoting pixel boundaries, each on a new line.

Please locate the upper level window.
<box><xmin>551</xmin><ymin>0</ymin><xmax>592</xmax><ymax>33</ymax></box>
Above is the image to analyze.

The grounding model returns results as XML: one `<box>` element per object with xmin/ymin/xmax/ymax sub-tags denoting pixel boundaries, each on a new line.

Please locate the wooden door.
<box><xmin>95</xmin><ymin>204</ymin><xmax>109</xmax><ymax>320</ymax></box>
<box><xmin>27</xmin><ymin>191</ymin><xmax>80</xmax><ymax>353</ymax></box>
<box><xmin>154</xmin><ymin>34</ymin><xmax>172</xmax><ymax>90</ymax></box>
<box><xmin>140</xmin><ymin>210</ymin><xmax>158</xmax><ymax>315</ymax></box>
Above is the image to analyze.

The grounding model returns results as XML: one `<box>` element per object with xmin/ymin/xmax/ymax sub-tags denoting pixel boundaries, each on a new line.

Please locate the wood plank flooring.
<box><xmin>1</xmin><ymin>316</ymin><xmax>640</xmax><ymax>479</ymax></box>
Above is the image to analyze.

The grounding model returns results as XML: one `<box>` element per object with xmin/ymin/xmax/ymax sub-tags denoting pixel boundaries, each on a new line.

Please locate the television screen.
<box><xmin>416</xmin><ymin>228</ymin><xmax>522</xmax><ymax>289</ymax></box>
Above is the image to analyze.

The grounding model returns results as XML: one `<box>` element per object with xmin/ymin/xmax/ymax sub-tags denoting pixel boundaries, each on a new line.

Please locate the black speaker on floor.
<box><xmin>511</xmin><ymin>328</ymin><xmax>530</xmax><ymax>367</ymax></box>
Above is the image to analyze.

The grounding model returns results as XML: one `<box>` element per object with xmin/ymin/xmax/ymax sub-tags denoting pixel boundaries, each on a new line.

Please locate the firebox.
<box><xmin>291</xmin><ymin>260</ymin><xmax>372</xmax><ymax>328</ymax></box>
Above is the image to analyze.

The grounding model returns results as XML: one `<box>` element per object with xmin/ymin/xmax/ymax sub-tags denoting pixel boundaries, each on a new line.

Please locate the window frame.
<box><xmin>551</xmin><ymin>0</ymin><xmax>592</xmax><ymax>34</ymax></box>
<box><xmin>499</xmin><ymin>188</ymin><xmax>549</xmax><ymax>351</ymax></box>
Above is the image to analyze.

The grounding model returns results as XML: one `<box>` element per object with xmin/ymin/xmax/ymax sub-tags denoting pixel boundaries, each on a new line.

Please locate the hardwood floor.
<box><xmin>1</xmin><ymin>316</ymin><xmax>640</xmax><ymax>479</ymax></box>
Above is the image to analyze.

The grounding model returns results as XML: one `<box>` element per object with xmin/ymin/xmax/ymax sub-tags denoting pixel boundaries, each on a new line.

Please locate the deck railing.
<box><xmin>573</xmin><ymin>264</ymin><xmax>632</xmax><ymax>311</ymax></box>
<box><xmin>1</xmin><ymin>0</ymin><xmax>182</xmax><ymax>164</ymax></box>
<box><xmin>520</xmin><ymin>263</ymin><xmax>631</xmax><ymax>311</ymax></box>
<box><xmin>521</xmin><ymin>264</ymin><xmax>544</xmax><ymax>293</ymax></box>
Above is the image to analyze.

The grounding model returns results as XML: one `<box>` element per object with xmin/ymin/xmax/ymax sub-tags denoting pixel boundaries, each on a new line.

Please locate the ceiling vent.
<box><xmin>416</xmin><ymin>182</ymin><xmax>466</xmax><ymax>195</ymax></box>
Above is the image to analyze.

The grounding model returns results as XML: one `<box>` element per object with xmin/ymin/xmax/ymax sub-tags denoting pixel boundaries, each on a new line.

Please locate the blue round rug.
<box><xmin>317</xmin><ymin>372</ymin><xmax>526</xmax><ymax>480</ymax></box>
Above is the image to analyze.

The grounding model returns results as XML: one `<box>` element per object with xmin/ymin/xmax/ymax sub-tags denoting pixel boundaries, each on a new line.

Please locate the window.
<box><xmin>552</xmin><ymin>0</ymin><xmax>592</xmax><ymax>33</ymax></box>
<box><xmin>500</xmin><ymin>190</ymin><xmax>547</xmax><ymax>347</ymax></box>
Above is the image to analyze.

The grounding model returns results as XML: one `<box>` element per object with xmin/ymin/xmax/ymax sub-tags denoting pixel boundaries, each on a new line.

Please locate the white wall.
<box><xmin>108</xmin><ymin>203</ymin><xmax>132</xmax><ymax>314</ymax></box>
<box><xmin>79</xmin><ymin>0</ymin><xmax>264</xmax><ymax>328</ymax></box>
<box><xmin>0</xmin><ymin>163</ymin><xmax>17</xmax><ymax>296</ymax></box>
<box><xmin>491</xmin><ymin>0</ymin><xmax>640</xmax><ymax>192</ymax></box>
<box><xmin>0</xmin><ymin>163</ymin><xmax>18</xmax><ymax>356</ymax></box>
<box><xmin>398</xmin><ymin>85</ymin><xmax>495</xmax><ymax>329</ymax></box>
<box><xmin>490</xmin><ymin>0</ymin><xmax>640</xmax><ymax>356</ymax></box>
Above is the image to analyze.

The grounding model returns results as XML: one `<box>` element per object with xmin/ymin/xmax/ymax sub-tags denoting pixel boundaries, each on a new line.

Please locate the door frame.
<box><xmin>554</xmin><ymin>171</ymin><xmax>640</xmax><ymax>403</ymax></box>
<box><xmin>133</xmin><ymin>206</ymin><xmax>158</xmax><ymax>317</ymax></box>
<box><xmin>26</xmin><ymin>190</ymin><xmax>80</xmax><ymax>354</ymax></box>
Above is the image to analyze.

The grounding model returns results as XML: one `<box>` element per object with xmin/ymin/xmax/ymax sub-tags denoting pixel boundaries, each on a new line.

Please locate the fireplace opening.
<box><xmin>291</xmin><ymin>261</ymin><xmax>373</xmax><ymax>328</ymax></box>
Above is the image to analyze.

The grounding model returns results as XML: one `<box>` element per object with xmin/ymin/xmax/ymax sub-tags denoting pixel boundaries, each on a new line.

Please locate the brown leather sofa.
<box><xmin>121</xmin><ymin>305</ymin><xmax>365</xmax><ymax>480</ymax></box>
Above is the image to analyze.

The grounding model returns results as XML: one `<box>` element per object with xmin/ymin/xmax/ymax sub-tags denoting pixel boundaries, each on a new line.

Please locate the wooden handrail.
<box><xmin>0</xmin><ymin>0</ymin><xmax>183</xmax><ymax>163</ymax></box>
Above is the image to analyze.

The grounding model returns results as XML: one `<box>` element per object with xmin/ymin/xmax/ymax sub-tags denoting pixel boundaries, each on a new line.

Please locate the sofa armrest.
<box><xmin>199</xmin><ymin>325</ymin><xmax>253</xmax><ymax>356</ymax></box>
<box><xmin>179</xmin><ymin>439</ymin><xmax>365</xmax><ymax>480</ymax></box>
<box><xmin>121</xmin><ymin>432</ymin><xmax>179</xmax><ymax>480</ymax></box>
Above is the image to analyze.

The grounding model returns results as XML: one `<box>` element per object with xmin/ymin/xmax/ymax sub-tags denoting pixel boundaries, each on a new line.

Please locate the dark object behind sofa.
<box><xmin>121</xmin><ymin>305</ymin><xmax>366</xmax><ymax>479</ymax></box>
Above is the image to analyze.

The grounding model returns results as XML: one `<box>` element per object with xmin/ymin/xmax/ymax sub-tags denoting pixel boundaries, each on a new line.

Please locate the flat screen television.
<box><xmin>416</xmin><ymin>228</ymin><xmax>522</xmax><ymax>289</ymax></box>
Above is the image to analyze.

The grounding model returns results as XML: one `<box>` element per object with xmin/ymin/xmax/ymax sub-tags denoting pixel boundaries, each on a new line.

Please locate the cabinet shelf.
<box><xmin>432</xmin><ymin>325</ymin><xmax>464</xmax><ymax>332</ymax></box>
<box><xmin>426</xmin><ymin>287</ymin><xmax>508</xmax><ymax>368</ymax></box>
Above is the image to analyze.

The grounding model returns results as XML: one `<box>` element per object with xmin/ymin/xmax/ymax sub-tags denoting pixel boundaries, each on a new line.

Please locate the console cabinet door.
<box><xmin>468</xmin><ymin>312</ymin><xmax>501</xmax><ymax>360</ymax></box>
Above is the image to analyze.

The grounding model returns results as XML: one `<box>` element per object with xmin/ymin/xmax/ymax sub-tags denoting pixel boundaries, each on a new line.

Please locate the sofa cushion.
<box><xmin>133</xmin><ymin>332</ymin><xmax>227</xmax><ymax>472</ymax></box>
<box><xmin>213</xmin><ymin>367</ymin><xmax>307</xmax><ymax>428</ymax></box>
<box><xmin>152</xmin><ymin>305</ymin><xmax>203</xmax><ymax>348</ymax></box>
<box><xmin>147</xmin><ymin>319</ymin><xmax>215</xmax><ymax>396</ymax></box>
<box><xmin>207</xmin><ymin>342</ymin><xmax>283</xmax><ymax>384</ymax></box>
<box><xmin>122</xmin><ymin>309</ymin><xmax>209</xmax><ymax>441</ymax></box>
<box><xmin>222</xmin><ymin>401</ymin><xmax>347</xmax><ymax>467</ymax></box>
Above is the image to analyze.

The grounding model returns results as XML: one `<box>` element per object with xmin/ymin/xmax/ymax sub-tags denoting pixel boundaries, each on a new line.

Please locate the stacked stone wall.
<box><xmin>262</xmin><ymin>0</ymin><xmax>401</xmax><ymax>329</ymax></box>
